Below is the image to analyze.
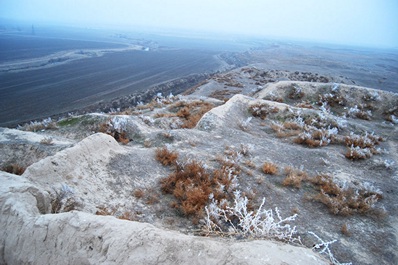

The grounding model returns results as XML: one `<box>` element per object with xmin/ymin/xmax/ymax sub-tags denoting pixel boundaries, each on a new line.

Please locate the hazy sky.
<box><xmin>1</xmin><ymin>0</ymin><xmax>397</xmax><ymax>47</ymax></box>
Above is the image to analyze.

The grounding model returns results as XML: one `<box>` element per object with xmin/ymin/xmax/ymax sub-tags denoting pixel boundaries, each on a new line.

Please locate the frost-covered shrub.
<box><xmin>309</xmin><ymin>232</ymin><xmax>352</xmax><ymax>265</ymax></box>
<box><xmin>348</xmin><ymin>105</ymin><xmax>372</xmax><ymax>120</ymax></box>
<box><xmin>98</xmin><ymin>116</ymin><xmax>130</xmax><ymax>143</ymax></box>
<box><xmin>249</xmin><ymin>102</ymin><xmax>279</xmax><ymax>119</ymax></box>
<box><xmin>310</xmin><ymin>175</ymin><xmax>383</xmax><ymax>215</ymax></box>
<box><xmin>22</xmin><ymin>117</ymin><xmax>58</xmax><ymax>132</ymax></box>
<box><xmin>204</xmin><ymin>191</ymin><xmax>300</xmax><ymax>243</ymax></box>
<box><xmin>51</xmin><ymin>184</ymin><xmax>80</xmax><ymax>213</ymax></box>
<box><xmin>363</xmin><ymin>91</ymin><xmax>380</xmax><ymax>101</ymax></box>
<box><xmin>139</xmin><ymin>115</ymin><xmax>155</xmax><ymax>126</ymax></box>
<box><xmin>238</xmin><ymin>117</ymin><xmax>252</xmax><ymax>131</ymax></box>
<box><xmin>344</xmin><ymin>132</ymin><xmax>383</xmax><ymax>159</ymax></box>
<box><xmin>288</xmin><ymin>84</ymin><xmax>304</xmax><ymax>99</ymax></box>
<box><xmin>294</xmin><ymin>126</ymin><xmax>338</xmax><ymax>147</ymax></box>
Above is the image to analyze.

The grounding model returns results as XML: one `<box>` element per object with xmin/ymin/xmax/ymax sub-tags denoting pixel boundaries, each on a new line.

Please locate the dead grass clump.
<box><xmin>262</xmin><ymin>162</ymin><xmax>278</xmax><ymax>175</ymax></box>
<box><xmin>317</xmin><ymin>93</ymin><xmax>346</xmax><ymax>107</ymax></box>
<box><xmin>344</xmin><ymin>133</ymin><xmax>383</xmax><ymax>148</ymax></box>
<box><xmin>249</xmin><ymin>103</ymin><xmax>279</xmax><ymax>120</ymax></box>
<box><xmin>344</xmin><ymin>146</ymin><xmax>374</xmax><ymax>160</ymax></box>
<box><xmin>209</xmin><ymin>89</ymin><xmax>242</xmax><ymax>100</ymax></box>
<box><xmin>295</xmin><ymin>101</ymin><xmax>313</xmax><ymax>109</ymax></box>
<box><xmin>177</xmin><ymin>107</ymin><xmax>191</xmax><ymax>119</ymax></box>
<box><xmin>344</xmin><ymin>132</ymin><xmax>383</xmax><ymax>160</ymax></box>
<box><xmin>341</xmin><ymin>223</ymin><xmax>351</xmax><ymax>236</ymax></box>
<box><xmin>145</xmin><ymin>193</ymin><xmax>160</xmax><ymax>205</ymax></box>
<box><xmin>282</xmin><ymin>167</ymin><xmax>308</xmax><ymax>188</ymax></box>
<box><xmin>309</xmin><ymin>174</ymin><xmax>383</xmax><ymax>216</ymax></box>
<box><xmin>2</xmin><ymin>163</ymin><xmax>26</xmax><ymax>175</ymax></box>
<box><xmin>133</xmin><ymin>189</ymin><xmax>145</xmax><ymax>199</ymax></box>
<box><xmin>117</xmin><ymin>211</ymin><xmax>136</xmax><ymax>221</ymax></box>
<box><xmin>96</xmin><ymin>206</ymin><xmax>116</xmax><ymax>216</ymax></box>
<box><xmin>288</xmin><ymin>85</ymin><xmax>305</xmax><ymax>99</ymax></box>
<box><xmin>169</xmin><ymin>101</ymin><xmax>214</xmax><ymax>129</ymax></box>
<box><xmin>270</xmin><ymin>121</ymin><xmax>302</xmax><ymax>138</ymax></box>
<box><xmin>40</xmin><ymin>137</ymin><xmax>54</xmax><ymax>145</ymax></box>
<box><xmin>355</xmin><ymin>111</ymin><xmax>372</xmax><ymax>120</ymax></box>
<box><xmin>22</xmin><ymin>118</ymin><xmax>58</xmax><ymax>132</ymax></box>
<box><xmin>160</xmin><ymin>160</ymin><xmax>213</xmax><ymax>217</ymax></box>
<box><xmin>263</xmin><ymin>94</ymin><xmax>284</xmax><ymax>103</ymax></box>
<box><xmin>159</xmin><ymin>153</ymin><xmax>241</xmax><ymax>220</ymax></box>
<box><xmin>97</xmin><ymin>120</ymin><xmax>130</xmax><ymax>144</ymax></box>
<box><xmin>294</xmin><ymin>128</ymin><xmax>338</xmax><ymax>148</ymax></box>
<box><xmin>283</xmin><ymin>122</ymin><xmax>302</xmax><ymax>130</ymax></box>
<box><xmin>244</xmin><ymin>160</ymin><xmax>256</xmax><ymax>169</ymax></box>
<box><xmin>155</xmin><ymin>147</ymin><xmax>178</xmax><ymax>166</ymax></box>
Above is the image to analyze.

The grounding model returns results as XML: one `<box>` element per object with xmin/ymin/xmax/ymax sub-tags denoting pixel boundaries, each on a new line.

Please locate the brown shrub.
<box><xmin>2</xmin><ymin>163</ymin><xmax>26</xmax><ymax>175</ymax></box>
<box><xmin>309</xmin><ymin>174</ymin><xmax>383</xmax><ymax>216</ymax></box>
<box><xmin>341</xmin><ymin>223</ymin><xmax>351</xmax><ymax>236</ymax></box>
<box><xmin>262</xmin><ymin>162</ymin><xmax>278</xmax><ymax>175</ymax></box>
<box><xmin>244</xmin><ymin>160</ymin><xmax>256</xmax><ymax>169</ymax></box>
<box><xmin>160</xmin><ymin>158</ymin><xmax>240</xmax><ymax>219</ymax></box>
<box><xmin>355</xmin><ymin>111</ymin><xmax>372</xmax><ymax>120</ymax></box>
<box><xmin>177</xmin><ymin>107</ymin><xmax>191</xmax><ymax>119</ymax></box>
<box><xmin>288</xmin><ymin>85</ymin><xmax>305</xmax><ymax>99</ymax></box>
<box><xmin>155</xmin><ymin>147</ymin><xmax>178</xmax><ymax>166</ymax></box>
<box><xmin>283</xmin><ymin>122</ymin><xmax>302</xmax><ymax>130</ymax></box>
<box><xmin>145</xmin><ymin>193</ymin><xmax>160</xmax><ymax>205</ymax></box>
<box><xmin>249</xmin><ymin>103</ymin><xmax>279</xmax><ymax>120</ymax></box>
<box><xmin>118</xmin><ymin>211</ymin><xmax>135</xmax><ymax>221</ymax></box>
<box><xmin>344</xmin><ymin>147</ymin><xmax>371</xmax><ymax>160</ymax></box>
<box><xmin>97</xmin><ymin>121</ymin><xmax>130</xmax><ymax>144</ymax></box>
<box><xmin>344</xmin><ymin>133</ymin><xmax>382</xmax><ymax>149</ymax></box>
<box><xmin>169</xmin><ymin>101</ymin><xmax>214</xmax><ymax>129</ymax></box>
<box><xmin>160</xmin><ymin>160</ymin><xmax>212</xmax><ymax>217</ymax></box>
<box><xmin>133</xmin><ymin>189</ymin><xmax>144</xmax><ymax>199</ymax></box>
<box><xmin>282</xmin><ymin>167</ymin><xmax>308</xmax><ymax>188</ymax></box>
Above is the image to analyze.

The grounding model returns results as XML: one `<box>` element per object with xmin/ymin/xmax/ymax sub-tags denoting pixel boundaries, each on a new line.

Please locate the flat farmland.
<box><xmin>0</xmin><ymin>49</ymin><xmax>222</xmax><ymax>126</ymax></box>
<box><xmin>0</xmin><ymin>34</ymin><xmax>125</xmax><ymax>62</ymax></box>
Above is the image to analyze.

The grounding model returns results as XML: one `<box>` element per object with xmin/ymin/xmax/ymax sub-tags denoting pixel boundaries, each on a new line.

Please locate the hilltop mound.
<box><xmin>1</xmin><ymin>70</ymin><xmax>397</xmax><ymax>264</ymax></box>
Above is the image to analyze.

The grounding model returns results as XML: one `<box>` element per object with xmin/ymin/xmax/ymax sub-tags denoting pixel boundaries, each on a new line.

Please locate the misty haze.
<box><xmin>0</xmin><ymin>1</ymin><xmax>398</xmax><ymax>265</ymax></box>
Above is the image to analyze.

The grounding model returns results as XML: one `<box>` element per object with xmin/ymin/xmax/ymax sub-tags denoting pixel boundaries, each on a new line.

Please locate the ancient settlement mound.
<box><xmin>1</xmin><ymin>67</ymin><xmax>398</xmax><ymax>264</ymax></box>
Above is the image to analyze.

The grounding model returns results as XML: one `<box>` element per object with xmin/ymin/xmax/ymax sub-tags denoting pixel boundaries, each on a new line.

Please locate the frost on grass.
<box><xmin>309</xmin><ymin>231</ymin><xmax>352</xmax><ymax>265</ymax></box>
<box><xmin>51</xmin><ymin>184</ymin><xmax>80</xmax><ymax>213</ymax></box>
<box><xmin>204</xmin><ymin>191</ymin><xmax>300</xmax><ymax>243</ymax></box>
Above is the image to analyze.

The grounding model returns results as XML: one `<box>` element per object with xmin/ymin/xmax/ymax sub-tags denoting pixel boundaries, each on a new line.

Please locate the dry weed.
<box><xmin>249</xmin><ymin>102</ymin><xmax>279</xmax><ymax>120</ymax></box>
<box><xmin>309</xmin><ymin>174</ymin><xmax>383</xmax><ymax>216</ymax></box>
<box><xmin>2</xmin><ymin>163</ymin><xmax>26</xmax><ymax>175</ymax></box>
<box><xmin>282</xmin><ymin>167</ymin><xmax>308</xmax><ymax>188</ymax></box>
<box><xmin>155</xmin><ymin>147</ymin><xmax>178</xmax><ymax>166</ymax></box>
<box><xmin>262</xmin><ymin>162</ymin><xmax>278</xmax><ymax>175</ymax></box>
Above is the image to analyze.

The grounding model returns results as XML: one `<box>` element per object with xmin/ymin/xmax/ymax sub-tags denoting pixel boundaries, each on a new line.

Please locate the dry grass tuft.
<box><xmin>341</xmin><ymin>223</ymin><xmax>351</xmax><ymax>236</ymax></box>
<box><xmin>133</xmin><ymin>189</ymin><xmax>145</xmax><ymax>199</ymax></box>
<box><xmin>169</xmin><ymin>101</ymin><xmax>215</xmax><ymax>129</ymax></box>
<box><xmin>97</xmin><ymin>120</ymin><xmax>130</xmax><ymax>144</ymax></box>
<box><xmin>2</xmin><ymin>163</ymin><xmax>26</xmax><ymax>175</ymax></box>
<box><xmin>288</xmin><ymin>85</ymin><xmax>305</xmax><ymax>99</ymax></box>
<box><xmin>344</xmin><ymin>132</ymin><xmax>383</xmax><ymax>160</ymax></box>
<box><xmin>262</xmin><ymin>162</ymin><xmax>278</xmax><ymax>175</ymax></box>
<box><xmin>249</xmin><ymin>102</ymin><xmax>279</xmax><ymax>120</ymax></box>
<box><xmin>158</xmin><ymin>152</ymin><xmax>240</xmax><ymax>220</ymax></box>
<box><xmin>282</xmin><ymin>167</ymin><xmax>308</xmax><ymax>188</ymax></box>
<box><xmin>160</xmin><ymin>160</ymin><xmax>213</xmax><ymax>217</ymax></box>
<box><xmin>309</xmin><ymin>174</ymin><xmax>383</xmax><ymax>216</ymax></box>
<box><xmin>155</xmin><ymin>147</ymin><xmax>178</xmax><ymax>166</ymax></box>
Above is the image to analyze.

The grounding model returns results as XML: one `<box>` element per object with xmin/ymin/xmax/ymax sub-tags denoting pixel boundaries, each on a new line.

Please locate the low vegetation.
<box><xmin>2</xmin><ymin>163</ymin><xmax>26</xmax><ymax>175</ymax></box>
